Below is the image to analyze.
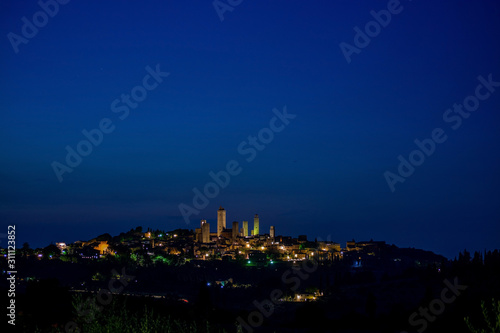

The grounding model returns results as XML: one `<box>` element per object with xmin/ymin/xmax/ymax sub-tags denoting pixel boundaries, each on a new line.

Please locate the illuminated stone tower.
<box><xmin>270</xmin><ymin>226</ymin><xmax>275</xmax><ymax>239</ymax></box>
<box><xmin>201</xmin><ymin>220</ymin><xmax>210</xmax><ymax>243</ymax></box>
<box><xmin>242</xmin><ymin>221</ymin><xmax>248</xmax><ymax>236</ymax></box>
<box><xmin>232</xmin><ymin>221</ymin><xmax>239</xmax><ymax>240</ymax></box>
<box><xmin>253</xmin><ymin>214</ymin><xmax>259</xmax><ymax>236</ymax></box>
<box><xmin>217</xmin><ymin>206</ymin><xmax>226</xmax><ymax>237</ymax></box>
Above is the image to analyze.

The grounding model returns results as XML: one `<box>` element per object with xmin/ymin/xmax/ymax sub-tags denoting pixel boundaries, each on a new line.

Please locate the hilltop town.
<box><xmin>31</xmin><ymin>206</ymin><xmax>446</xmax><ymax>273</ymax></box>
<box><xmin>2</xmin><ymin>208</ymin><xmax>498</xmax><ymax>333</ymax></box>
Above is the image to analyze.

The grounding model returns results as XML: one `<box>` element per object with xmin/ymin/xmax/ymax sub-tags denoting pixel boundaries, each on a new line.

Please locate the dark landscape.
<box><xmin>2</xmin><ymin>223</ymin><xmax>500</xmax><ymax>332</ymax></box>
<box><xmin>1</xmin><ymin>1</ymin><xmax>500</xmax><ymax>332</ymax></box>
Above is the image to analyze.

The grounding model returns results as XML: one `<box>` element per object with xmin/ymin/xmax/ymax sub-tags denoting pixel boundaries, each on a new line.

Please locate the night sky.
<box><xmin>1</xmin><ymin>1</ymin><xmax>499</xmax><ymax>259</ymax></box>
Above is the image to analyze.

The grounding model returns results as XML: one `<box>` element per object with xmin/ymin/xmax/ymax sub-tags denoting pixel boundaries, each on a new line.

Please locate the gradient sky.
<box><xmin>1</xmin><ymin>1</ymin><xmax>499</xmax><ymax>259</ymax></box>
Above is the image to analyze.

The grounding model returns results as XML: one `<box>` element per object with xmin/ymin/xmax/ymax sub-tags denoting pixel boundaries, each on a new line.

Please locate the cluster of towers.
<box><xmin>216</xmin><ymin>206</ymin><xmax>259</xmax><ymax>238</ymax></box>
<box><xmin>196</xmin><ymin>206</ymin><xmax>269</xmax><ymax>243</ymax></box>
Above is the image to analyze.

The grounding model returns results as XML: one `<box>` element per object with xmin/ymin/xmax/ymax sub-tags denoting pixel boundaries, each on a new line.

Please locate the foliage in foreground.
<box><xmin>465</xmin><ymin>299</ymin><xmax>500</xmax><ymax>333</ymax></box>
<box><xmin>32</xmin><ymin>294</ymin><xmax>226</xmax><ymax>333</ymax></box>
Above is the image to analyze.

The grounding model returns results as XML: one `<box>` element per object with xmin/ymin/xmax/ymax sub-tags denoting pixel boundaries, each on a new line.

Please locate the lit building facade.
<box><xmin>232</xmin><ymin>221</ymin><xmax>239</xmax><ymax>240</ymax></box>
<box><xmin>201</xmin><ymin>220</ymin><xmax>210</xmax><ymax>243</ymax></box>
<box><xmin>242</xmin><ymin>221</ymin><xmax>248</xmax><ymax>236</ymax></box>
<box><xmin>253</xmin><ymin>214</ymin><xmax>259</xmax><ymax>236</ymax></box>
<box><xmin>217</xmin><ymin>206</ymin><xmax>226</xmax><ymax>237</ymax></box>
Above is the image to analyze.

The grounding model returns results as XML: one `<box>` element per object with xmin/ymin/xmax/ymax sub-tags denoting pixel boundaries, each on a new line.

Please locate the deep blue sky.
<box><xmin>1</xmin><ymin>1</ymin><xmax>499</xmax><ymax>259</ymax></box>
